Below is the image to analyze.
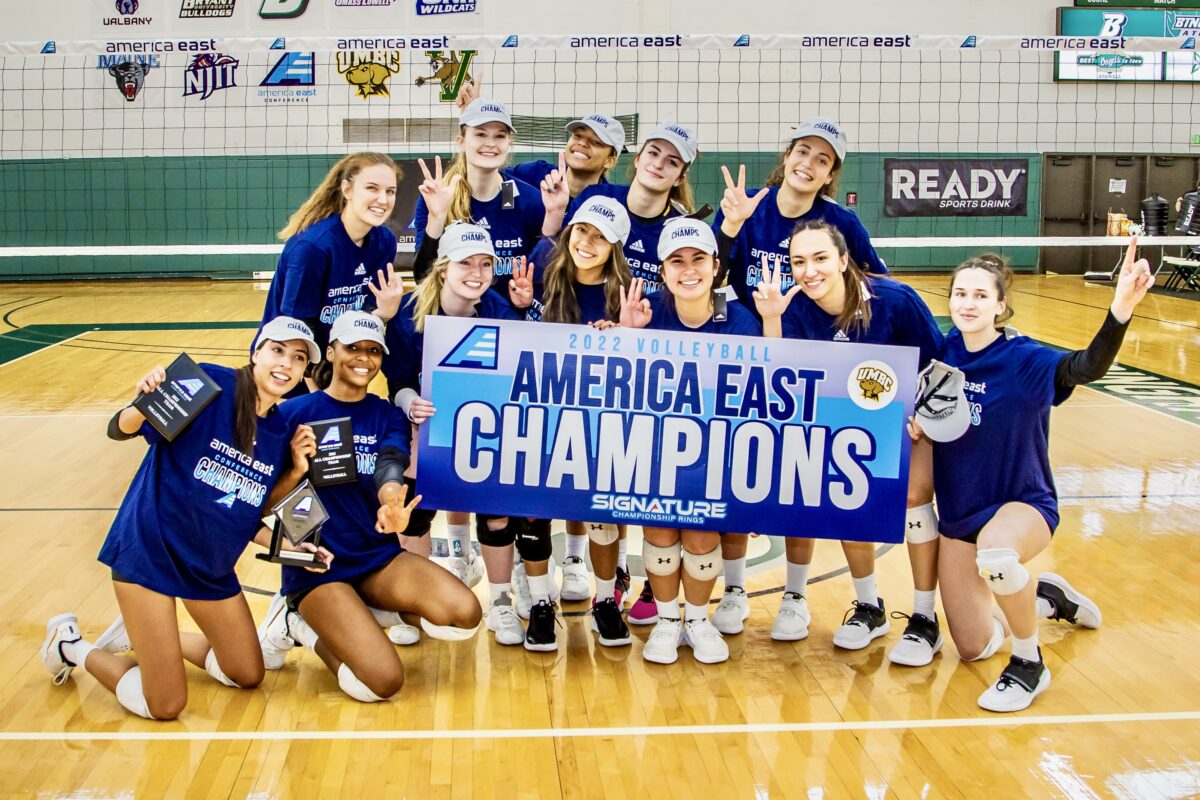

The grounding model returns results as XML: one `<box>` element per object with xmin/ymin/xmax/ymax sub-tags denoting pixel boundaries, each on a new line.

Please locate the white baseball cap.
<box><xmin>915</xmin><ymin>360</ymin><xmax>971</xmax><ymax>442</ymax></box>
<box><xmin>643</xmin><ymin>123</ymin><xmax>699</xmax><ymax>164</ymax></box>
<box><xmin>568</xmin><ymin>196</ymin><xmax>631</xmax><ymax>244</ymax></box>
<box><xmin>460</xmin><ymin>97</ymin><xmax>514</xmax><ymax>131</ymax></box>
<box><xmin>328</xmin><ymin>310</ymin><xmax>389</xmax><ymax>354</ymax></box>
<box><xmin>565</xmin><ymin>113</ymin><xmax>627</xmax><ymax>153</ymax></box>
<box><xmin>789</xmin><ymin>117</ymin><xmax>848</xmax><ymax>162</ymax></box>
<box><xmin>438</xmin><ymin>222</ymin><xmax>496</xmax><ymax>262</ymax></box>
<box><xmin>255</xmin><ymin>316</ymin><xmax>321</xmax><ymax>363</ymax></box>
<box><xmin>658</xmin><ymin>217</ymin><xmax>718</xmax><ymax>261</ymax></box>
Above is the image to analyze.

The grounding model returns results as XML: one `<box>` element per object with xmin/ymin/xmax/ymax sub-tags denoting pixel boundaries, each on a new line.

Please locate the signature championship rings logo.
<box><xmin>848</xmin><ymin>360</ymin><xmax>898</xmax><ymax>409</ymax></box>
<box><xmin>183</xmin><ymin>53</ymin><xmax>240</xmax><ymax>100</ymax></box>
<box><xmin>414</xmin><ymin>50</ymin><xmax>475</xmax><ymax>102</ymax></box>
<box><xmin>439</xmin><ymin>325</ymin><xmax>500</xmax><ymax>370</ymax></box>
<box><xmin>336</xmin><ymin>51</ymin><xmax>401</xmax><ymax>99</ymax></box>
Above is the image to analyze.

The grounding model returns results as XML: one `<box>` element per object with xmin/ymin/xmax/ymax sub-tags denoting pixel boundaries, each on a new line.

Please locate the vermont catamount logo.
<box><xmin>414</xmin><ymin>50</ymin><xmax>475</xmax><ymax>102</ymax></box>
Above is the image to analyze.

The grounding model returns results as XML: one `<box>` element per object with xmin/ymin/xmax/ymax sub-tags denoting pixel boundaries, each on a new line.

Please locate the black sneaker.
<box><xmin>1036</xmin><ymin>573</ymin><xmax>1102</xmax><ymax>628</ymax></box>
<box><xmin>887</xmin><ymin>611</ymin><xmax>944</xmax><ymax>666</ymax></box>
<box><xmin>523</xmin><ymin>599</ymin><xmax>558</xmax><ymax>652</ymax></box>
<box><xmin>978</xmin><ymin>649</ymin><xmax>1051</xmax><ymax>712</ymax></box>
<box><xmin>832</xmin><ymin>597</ymin><xmax>890</xmax><ymax>650</ymax></box>
<box><xmin>615</xmin><ymin>566</ymin><xmax>631</xmax><ymax>605</ymax></box>
<box><xmin>591</xmin><ymin>597</ymin><xmax>632</xmax><ymax>647</ymax></box>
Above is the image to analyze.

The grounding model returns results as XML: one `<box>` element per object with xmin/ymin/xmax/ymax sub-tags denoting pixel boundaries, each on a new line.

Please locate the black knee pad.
<box><xmin>399</xmin><ymin>478</ymin><xmax>435</xmax><ymax>538</ymax></box>
<box><xmin>476</xmin><ymin>514</ymin><xmax>517</xmax><ymax>548</ymax></box>
<box><xmin>515</xmin><ymin>518</ymin><xmax>553</xmax><ymax>562</ymax></box>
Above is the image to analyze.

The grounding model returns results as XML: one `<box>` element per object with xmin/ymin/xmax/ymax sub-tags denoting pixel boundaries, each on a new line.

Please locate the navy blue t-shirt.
<box><xmin>933</xmin><ymin>329</ymin><xmax>1074</xmax><ymax>539</ymax></box>
<box><xmin>780</xmin><ymin>278</ymin><xmax>943</xmax><ymax>369</ymax></box>
<box><xmin>382</xmin><ymin>288</ymin><xmax>522</xmax><ymax>398</ymax></box>
<box><xmin>505</xmin><ymin>160</ymin><xmax>610</xmax><ymax>196</ymax></box>
<box><xmin>571</xmin><ymin>184</ymin><xmax>684</xmax><ymax>295</ymax></box>
<box><xmin>644</xmin><ymin>295</ymin><xmax>762</xmax><ymax>336</ymax></box>
<box><xmin>524</xmin><ymin>235</ymin><xmax>614</xmax><ymax>325</ymax></box>
<box><xmin>411</xmin><ymin>178</ymin><xmax>545</xmax><ymax>294</ymax></box>
<box><xmin>98</xmin><ymin>365</ymin><xmax>294</xmax><ymax>601</ymax></box>
<box><xmin>260</xmin><ymin>215</ymin><xmax>398</xmax><ymax>350</ymax></box>
<box><xmin>277</xmin><ymin>390</ymin><xmax>413</xmax><ymax>595</ymax></box>
<box><xmin>714</xmin><ymin>189</ymin><xmax>888</xmax><ymax>314</ymax></box>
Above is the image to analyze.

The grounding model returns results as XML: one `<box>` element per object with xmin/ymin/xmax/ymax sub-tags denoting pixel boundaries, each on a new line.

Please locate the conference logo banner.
<box><xmin>417</xmin><ymin>317</ymin><xmax>917</xmax><ymax>542</ymax></box>
<box><xmin>884</xmin><ymin>158</ymin><xmax>1029</xmax><ymax>216</ymax></box>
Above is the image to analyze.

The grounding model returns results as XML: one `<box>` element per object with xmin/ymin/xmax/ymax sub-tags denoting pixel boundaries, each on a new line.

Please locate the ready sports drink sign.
<box><xmin>416</xmin><ymin>317</ymin><xmax>917</xmax><ymax>541</ymax></box>
<box><xmin>884</xmin><ymin>158</ymin><xmax>1029</xmax><ymax>217</ymax></box>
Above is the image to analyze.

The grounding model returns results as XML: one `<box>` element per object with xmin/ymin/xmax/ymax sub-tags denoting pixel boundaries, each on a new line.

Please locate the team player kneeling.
<box><xmin>41</xmin><ymin>133</ymin><xmax>1149</xmax><ymax>714</ymax></box>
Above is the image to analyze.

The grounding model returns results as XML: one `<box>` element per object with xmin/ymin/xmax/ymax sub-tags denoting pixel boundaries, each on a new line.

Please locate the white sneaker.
<box><xmin>487</xmin><ymin>600</ymin><xmax>525</xmax><ymax>646</ymax></box>
<box><xmin>513</xmin><ymin>563</ymin><xmax>533</xmax><ymax>620</ymax></box>
<box><xmin>978</xmin><ymin>652</ymin><xmax>1051</xmax><ymax>713</ymax></box>
<box><xmin>642</xmin><ymin>618</ymin><xmax>683</xmax><ymax>665</ymax></box>
<box><xmin>386</xmin><ymin>621</ymin><xmax>421</xmax><ymax>646</ymax></box>
<box><xmin>887</xmin><ymin>612</ymin><xmax>944</xmax><ymax>667</ymax></box>
<box><xmin>682</xmin><ymin>618</ymin><xmax>729</xmax><ymax>664</ymax></box>
<box><xmin>560</xmin><ymin>556</ymin><xmax>591</xmax><ymax>602</ymax></box>
<box><xmin>712</xmin><ymin>587</ymin><xmax>750</xmax><ymax>635</ymax></box>
<box><xmin>770</xmin><ymin>592</ymin><xmax>811</xmax><ymax>641</ymax></box>
<box><xmin>832</xmin><ymin>599</ymin><xmax>890</xmax><ymax>650</ymax></box>
<box><xmin>96</xmin><ymin>615</ymin><xmax>131</xmax><ymax>654</ymax></box>
<box><xmin>449</xmin><ymin>556</ymin><xmax>484</xmax><ymax>589</ymax></box>
<box><xmin>40</xmin><ymin>613</ymin><xmax>82</xmax><ymax>685</ymax></box>
<box><xmin>258</xmin><ymin>592</ymin><xmax>294</xmax><ymax>670</ymax></box>
<box><xmin>1037</xmin><ymin>573</ymin><xmax>1102</xmax><ymax>629</ymax></box>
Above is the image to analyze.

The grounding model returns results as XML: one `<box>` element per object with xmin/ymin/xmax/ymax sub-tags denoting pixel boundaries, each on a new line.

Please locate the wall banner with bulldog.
<box><xmin>884</xmin><ymin>158</ymin><xmax>1029</xmax><ymax>217</ymax></box>
<box><xmin>416</xmin><ymin>317</ymin><xmax>918</xmax><ymax>542</ymax></box>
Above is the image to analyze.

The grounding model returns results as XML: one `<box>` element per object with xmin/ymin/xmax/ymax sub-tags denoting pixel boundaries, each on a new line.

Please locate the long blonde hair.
<box><xmin>766</xmin><ymin>139</ymin><xmax>842</xmax><ymax>201</ymax></box>
<box><xmin>410</xmin><ymin>256</ymin><xmax>451</xmax><ymax>333</ymax></box>
<box><xmin>441</xmin><ymin>124</ymin><xmax>514</xmax><ymax>225</ymax></box>
<box><xmin>627</xmin><ymin>141</ymin><xmax>697</xmax><ymax>214</ymax></box>
<box><xmin>540</xmin><ymin>226</ymin><xmax>631</xmax><ymax>324</ymax></box>
<box><xmin>278</xmin><ymin>152</ymin><xmax>402</xmax><ymax>240</ymax></box>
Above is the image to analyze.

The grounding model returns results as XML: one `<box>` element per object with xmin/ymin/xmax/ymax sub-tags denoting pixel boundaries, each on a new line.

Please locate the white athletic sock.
<box><xmin>528</xmin><ymin>573</ymin><xmax>551</xmax><ymax>605</ymax></box>
<box><xmin>723</xmin><ymin>557</ymin><xmax>746</xmax><ymax>590</ymax></box>
<box><xmin>785</xmin><ymin>561</ymin><xmax>811</xmax><ymax>596</ymax></box>
<box><xmin>62</xmin><ymin>638</ymin><xmax>97</xmax><ymax>668</ymax></box>
<box><xmin>566</xmin><ymin>533</ymin><xmax>588</xmax><ymax>560</ymax></box>
<box><xmin>1012</xmin><ymin>631</ymin><xmax>1040</xmax><ymax>662</ymax></box>
<box><xmin>913</xmin><ymin>589</ymin><xmax>937</xmax><ymax>619</ymax></box>
<box><xmin>369</xmin><ymin>607</ymin><xmax>403</xmax><ymax>627</ymax></box>
<box><xmin>288</xmin><ymin>613</ymin><xmax>319</xmax><ymax>649</ymax></box>
<box><xmin>617</xmin><ymin>538</ymin><xmax>628</xmax><ymax>571</ymax></box>
<box><xmin>1036</xmin><ymin>597</ymin><xmax>1055</xmax><ymax>619</ymax></box>
<box><xmin>684</xmin><ymin>602</ymin><xmax>708</xmax><ymax>622</ymax></box>
<box><xmin>447</xmin><ymin>523</ymin><xmax>472</xmax><ymax>560</ymax></box>
<box><xmin>489</xmin><ymin>582</ymin><xmax>512</xmax><ymax>605</ymax></box>
<box><xmin>595</xmin><ymin>576</ymin><xmax>616</xmax><ymax>600</ymax></box>
<box><xmin>655</xmin><ymin>598</ymin><xmax>680</xmax><ymax>620</ymax></box>
<box><xmin>852</xmin><ymin>574</ymin><xmax>878</xmax><ymax>607</ymax></box>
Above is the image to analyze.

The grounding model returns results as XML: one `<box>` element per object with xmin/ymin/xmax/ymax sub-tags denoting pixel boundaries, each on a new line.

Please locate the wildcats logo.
<box><xmin>414</xmin><ymin>50</ymin><xmax>475</xmax><ymax>102</ymax></box>
<box><xmin>439</xmin><ymin>325</ymin><xmax>499</xmax><ymax>370</ymax></box>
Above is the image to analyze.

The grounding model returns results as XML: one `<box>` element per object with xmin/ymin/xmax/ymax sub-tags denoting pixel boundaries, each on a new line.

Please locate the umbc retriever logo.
<box><xmin>108</xmin><ymin>61</ymin><xmax>150</xmax><ymax>101</ymax></box>
<box><xmin>414</xmin><ymin>50</ymin><xmax>475</xmax><ymax>102</ymax></box>
<box><xmin>336</xmin><ymin>51</ymin><xmax>402</xmax><ymax>99</ymax></box>
<box><xmin>857</xmin><ymin>368</ymin><xmax>892</xmax><ymax>401</ymax></box>
<box><xmin>184</xmin><ymin>53</ymin><xmax>240</xmax><ymax>101</ymax></box>
<box><xmin>847</xmin><ymin>360</ymin><xmax>898</xmax><ymax>410</ymax></box>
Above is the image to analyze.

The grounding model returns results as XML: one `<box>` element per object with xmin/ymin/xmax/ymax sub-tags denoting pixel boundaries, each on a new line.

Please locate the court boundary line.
<box><xmin>0</xmin><ymin>331</ymin><xmax>87</xmax><ymax>369</ymax></box>
<box><xmin>2</xmin><ymin>710</ymin><xmax>1196</xmax><ymax>742</ymax></box>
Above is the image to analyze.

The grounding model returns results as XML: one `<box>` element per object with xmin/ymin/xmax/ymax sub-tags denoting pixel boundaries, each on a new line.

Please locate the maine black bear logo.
<box><xmin>108</xmin><ymin>61</ymin><xmax>150</xmax><ymax>101</ymax></box>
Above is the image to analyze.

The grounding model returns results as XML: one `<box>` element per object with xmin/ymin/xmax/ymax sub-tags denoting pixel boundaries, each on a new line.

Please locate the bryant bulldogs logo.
<box><xmin>414</xmin><ymin>50</ymin><xmax>475</xmax><ymax>102</ymax></box>
<box><xmin>183</xmin><ymin>52</ymin><xmax>239</xmax><ymax>100</ymax></box>
<box><xmin>336</xmin><ymin>51</ymin><xmax>401</xmax><ymax>99</ymax></box>
<box><xmin>108</xmin><ymin>60</ymin><xmax>151</xmax><ymax>101</ymax></box>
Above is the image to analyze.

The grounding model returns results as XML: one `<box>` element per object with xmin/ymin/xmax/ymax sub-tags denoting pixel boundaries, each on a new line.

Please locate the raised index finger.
<box><xmin>1124</xmin><ymin>235</ymin><xmax>1139</xmax><ymax>270</ymax></box>
<box><xmin>737</xmin><ymin>164</ymin><xmax>746</xmax><ymax>191</ymax></box>
<box><xmin>417</xmin><ymin>158</ymin><xmax>433</xmax><ymax>182</ymax></box>
<box><xmin>720</xmin><ymin>165</ymin><xmax>735</xmax><ymax>191</ymax></box>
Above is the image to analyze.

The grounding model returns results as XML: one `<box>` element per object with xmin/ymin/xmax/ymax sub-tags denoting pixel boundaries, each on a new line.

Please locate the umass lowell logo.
<box><xmin>184</xmin><ymin>53</ymin><xmax>240</xmax><ymax>101</ymax></box>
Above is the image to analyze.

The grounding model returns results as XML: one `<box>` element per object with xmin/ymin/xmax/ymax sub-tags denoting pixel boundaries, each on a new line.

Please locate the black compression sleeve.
<box><xmin>107</xmin><ymin>407</ymin><xmax>139</xmax><ymax>441</ymax></box>
<box><xmin>716</xmin><ymin>229</ymin><xmax>735</xmax><ymax>287</ymax></box>
<box><xmin>411</xmin><ymin>234</ymin><xmax>441</xmax><ymax>283</ymax></box>
<box><xmin>373</xmin><ymin>446</ymin><xmax>410</xmax><ymax>491</ymax></box>
<box><xmin>1054</xmin><ymin>310</ymin><xmax>1130</xmax><ymax>390</ymax></box>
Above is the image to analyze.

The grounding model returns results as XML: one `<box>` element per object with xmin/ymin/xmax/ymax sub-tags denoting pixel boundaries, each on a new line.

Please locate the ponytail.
<box><xmin>952</xmin><ymin>253</ymin><xmax>1015</xmax><ymax>327</ymax></box>
<box><xmin>232</xmin><ymin>364</ymin><xmax>258</xmax><ymax>456</ymax></box>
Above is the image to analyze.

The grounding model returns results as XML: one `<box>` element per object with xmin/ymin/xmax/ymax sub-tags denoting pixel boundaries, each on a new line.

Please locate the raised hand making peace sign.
<box><xmin>417</xmin><ymin>155</ymin><xmax>462</xmax><ymax>237</ymax></box>
<box><xmin>719</xmin><ymin>164</ymin><xmax>769</xmax><ymax>237</ymax></box>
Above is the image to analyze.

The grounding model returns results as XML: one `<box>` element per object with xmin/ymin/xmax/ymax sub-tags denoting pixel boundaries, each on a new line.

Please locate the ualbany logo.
<box><xmin>415</xmin><ymin>50</ymin><xmax>475</xmax><ymax>102</ymax></box>
<box><xmin>439</xmin><ymin>325</ymin><xmax>500</xmax><ymax>370</ymax></box>
<box><xmin>214</xmin><ymin>492</ymin><xmax>237</xmax><ymax>509</ymax></box>
<box><xmin>848</xmin><ymin>360</ymin><xmax>898</xmax><ymax>410</ymax></box>
<box><xmin>336</xmin><ymin>50</ymin><xmax>401</xmax><ymax>99</ymax></box>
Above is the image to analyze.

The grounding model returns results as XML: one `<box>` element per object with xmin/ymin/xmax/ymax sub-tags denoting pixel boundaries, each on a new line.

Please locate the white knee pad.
<box><xmin>682</xmin><ymin>547</ymin><xmax>720</xmax><ymax>581</ymax></box>
<box><xmin>586</xmin><ymin>522</ymin><xmax>619</xmax><ymax>546</ymax></box>
<box><xmin>204</xmin><ymin>648</ymin><xmax>240</xmax><ymax>688</ymax></box>
<box><xmin>642</xmin><ymin>541</ymin><xmax>681</xmax><ymax>576</ymax></box>
<box><xmin>976</xmin><ymin>547</ymin><xmax>1029</xmax><ymax>596</ymax></box>
<box><xmin>337</xmin><ymin>663</ymin><xmax>385</xmax><ymax>703</ymax></box>
<box><xmin>115</xmin><ymin>666</ymin><xmax>156</xmax><ymax>719</ymax></box>
<box><xmin>369</xmin><ymin>607</ymin><xmax>403</xmax><ymax>628</ymax></box>
<box><xmin>968</xmin><ymin>619</ymin><xmax>1005</xmax><ymax>661</ymax></box>
<box><xmin>905</xmin><ymin>503</ymin><xmax>939</xmax><ymax>544</ymax></box>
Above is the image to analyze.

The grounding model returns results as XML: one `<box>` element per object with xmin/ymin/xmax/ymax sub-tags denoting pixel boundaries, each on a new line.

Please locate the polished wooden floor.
<box><xmin>0</xmin><ymin>275</ymin><xmax>1197</xmax><ymax>799</ymax></box>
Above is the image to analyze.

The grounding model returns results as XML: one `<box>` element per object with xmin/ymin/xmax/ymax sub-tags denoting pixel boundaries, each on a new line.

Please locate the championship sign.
<box><xmin>416</xmin><ymin>317</ymin><xmax>918</xmax><ymax>542</ymax></box>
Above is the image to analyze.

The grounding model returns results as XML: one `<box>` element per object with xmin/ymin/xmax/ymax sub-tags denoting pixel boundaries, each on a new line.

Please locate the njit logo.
<box><xmin>259</xmin><ymin>52</ymin><xmax>316</xmax><ymax>103</ymax></box>
<box><xmin>414</xmin><ymin>50</ymin><xmax>475</xmax><ymax>102</ymax></box>
<box><xmin>100</xmin><ymin>55</ymin><xmax>157</xmax><ymax>101</ymax></box>
<box><xmin>439</xmin><ymin>325</ymin><xmax>499</xmax><ymax>370</ymax></box>
<box><xmin>184</xmin><ymin>52</ymin><xmax>239</xmax><ymax>100</ymax></box>
<box><xmin>336</xmin><ymin>51</ymin><xmax>402</xmax><ymax>99</ymax></box>
<box><xmin>104</xmin><ymin>0</ymin><xmax>152</xmax><ymax>26</ymax></box>
<box><xmin>848</xmin><ymin>360</ymin><xmax>898</xmax><ymax>410</ymax></box>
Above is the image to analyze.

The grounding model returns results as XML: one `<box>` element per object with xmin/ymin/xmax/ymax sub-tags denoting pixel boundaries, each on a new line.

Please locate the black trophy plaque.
<box><xmin>309</xmin><ymin>417</ymin><xmax>356</xmax><ymax>487</ymax></box>
<box><xmin>131</xmin><ymin>353</ymin><xmax>222</xmax><ymax>441</ymax></box>
<box><xmin>256</xmin><ymin>479</ymin><xmax>330</xmax><ymax>570</ymax></box>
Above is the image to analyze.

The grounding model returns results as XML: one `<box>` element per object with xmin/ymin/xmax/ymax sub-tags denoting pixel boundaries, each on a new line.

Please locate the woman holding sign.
<box><xmin>619</xmin><ymin>218</ymin><xmax>760</xmax><ymax>664</ymax></box>
<box><xmin>39</xmin><ymin>318</ymin><xmax>323</xmax><ymax>720</ymax></box>
<box><xmin>260</xmin><ymin>311</ymin><xmax>483</xmax><ymax>702</ymax></box>
<box><xmin>738</xmin><ymin>221</ymin><xmax>945</xmax><ymax>663</ymax></box>
<box><xmin>908</xmin><ymin>244</ymin><xmax>1147</xmax><ymax>712</ymax></box>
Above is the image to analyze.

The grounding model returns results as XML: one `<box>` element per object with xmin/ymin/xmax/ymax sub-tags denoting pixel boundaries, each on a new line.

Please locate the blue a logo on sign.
<box><xmin>1184</xmin><ymin>37</ymin><xmax>1197</xmax><ymax>51</ymax></box>
<box><xmin>41</xmin><ymin>41</ymin><xmax>56</xmax><ymax>54</ymax></box>
<box><xmin>178</xmin><ymin>378</ymin><xmax>205</xmax><ymax>398</ymax></box>
<box><xmin>271</xmin><ymin>38</ymin><xmax>287</xmax><ymax>50</ymax></box>
<box><xmin>439</xmin><ymin>325</ymin><xmax>500</xmax><ymax>370</ymax></box>
<box><xmin>502</xmin><ymin>35</ymin><xmax>518</xmax><ymax>48</ymax></box>
<box><xmin>294</xmin><ymin>496</ymin><xmax>313</xmax><ymax>516</ymax></box>
<box><xmin>215</xmin><ymin>492</ymin><xmax>237</xmax><ymax>509</ymax></box>
<box><xmin>320</xmin><ymin>426</ymin><xmax>342</xmax><ymax>446</ymax></box>
<box><xmin>261</xmin><ymin>52</ymin><xmax>315</xmax><ymax>87</ymax></box>
<box><xmin>734</xmin><ymin>34</ymin><xmax>750</xmax><ymax>47</ymax></box>
<box><xmin>961</xmin><ymin>35</ymin><xmax>977</xmax><ymax>48</ymax></box>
